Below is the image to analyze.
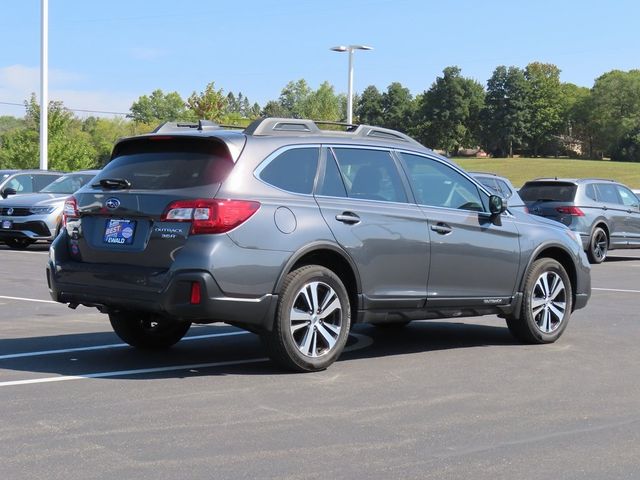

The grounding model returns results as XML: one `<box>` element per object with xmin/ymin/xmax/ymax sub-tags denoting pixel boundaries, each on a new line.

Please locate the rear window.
<box><xmin>96</xmin><ymin>137</ymin><xmax>234</xmax><ymax>190</ymax></box>
<box><xmin>519</xmin><ymin>182</ymin><xmax>577</xmax><ymax>202</ymax></box>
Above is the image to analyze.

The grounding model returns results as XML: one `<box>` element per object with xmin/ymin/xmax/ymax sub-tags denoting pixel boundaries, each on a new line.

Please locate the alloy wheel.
<box><xmin>530</xmin><ymin>271</ymin><xmax>567</xmax><ymax>333</ymax></box>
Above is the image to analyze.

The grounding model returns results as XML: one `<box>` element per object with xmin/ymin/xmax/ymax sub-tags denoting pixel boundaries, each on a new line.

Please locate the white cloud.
<box><xmin>0</xmin><ymin>64</ymin><xmax>134</xmax><ymax>117</ymax></box>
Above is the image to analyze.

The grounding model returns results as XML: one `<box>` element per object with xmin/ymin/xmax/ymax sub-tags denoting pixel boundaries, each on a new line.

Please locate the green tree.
<box><xmin>299</xmin><ymin>81</ymin><xmax>342</xmax><ymax>121</ymax></box>
<box><xmin>589</xmin><ymin>69</ymin><xmax>640</xmax><ymax>161</ymax></box>
<box><xmin>186</xmin><ymin>82</ymin><xmax>228</xmax><ymax>122</ymax></box>
<box><xmin>414</xmin><ymin>66</ymin><xmax>484</xmax><ymax>154</ymax></box>
<box><xmin>261</xmin><ymin>100</ymin><xmax>290</xmax><ymax>118</ymax></box>
<box><xmin>129</xmin><ymin>89</ymin><xmax>188</xmax><ymax>125</ymax></box>
<box><xmin>0</xmin><ymin>94</ymin><xmax>97</xmax><ymax>170</ymax></box>
<box><xmin>82</xmin><ymin>116</ymin><xmax>135</xmax><ymax>165</ymax></box>
<box><xmin>279</xmin><ymin>79</ymin><xmax>311</xmax><ymax>118</ymax></box>
<box><xmin>355</xmin><ymin>85</ymin><xmax>384</xmax><ymax>126</ymax></box>
<box><xmin>482</xmin><ymin>66</ymin><xmax>529</xmax><ymax>157</ymax></box>
<box><xmin>381</xmin><ymin>82</ymin><xmax>415</xmax><ymax>133</ymax></box>
<box><xmin>524</xmin><ymin>62</ymin><xmax>564</xmax><ymax>156</ymax></box>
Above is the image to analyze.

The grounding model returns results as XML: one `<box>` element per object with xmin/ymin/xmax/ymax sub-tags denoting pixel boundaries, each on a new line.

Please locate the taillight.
<box><xmin>62</xmin><ymin>196</ymin><xmax>79</xmax><ymax>226</ymax></box>
<box><xmin>190</xmin><ymin>282</ymin><xmax>201</xmax><ymax>304</ymax></box>
<box><xmin>161</xmin><ymin>199</ymin><xmax>260</xmax><ymax>234</ymax></box>
<box><xmin>556</xmin><ymin>206</ymin><xmax>585</xmax><ymax>216</ymax></box>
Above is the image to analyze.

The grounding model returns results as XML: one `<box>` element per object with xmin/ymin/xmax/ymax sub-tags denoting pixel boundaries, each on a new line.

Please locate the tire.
<box><xmin>109</xmin><ymin>311</ymin><xmax>191</xmax><ymax>349</ymax></box>
<box><xmin>587</xmin><ymin>227</ymin><xmax>608</xmax><ymax>264</ymax></box>
<box><xmin>5</xmin><ymin>237</ymin><xmax>35</xmax><ymax>250</ymax></box>
<box><xmin>262</xmin><ymin>265</ymin><xmax>351</xmax><ymax>372</ymax></box>
<box><xmin>506</xmin><ymin>258</ymin><xmax>572</xmax><ymax>344</ymax></box>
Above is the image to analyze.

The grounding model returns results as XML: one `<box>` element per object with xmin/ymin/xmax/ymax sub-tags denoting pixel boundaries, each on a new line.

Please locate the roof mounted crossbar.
<box><xmin>243</xmin><ymin>117</ymin><xmax>422</xmax><ymax>146</ymax></box>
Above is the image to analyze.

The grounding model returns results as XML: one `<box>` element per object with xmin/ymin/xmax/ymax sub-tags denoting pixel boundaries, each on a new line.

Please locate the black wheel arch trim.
<box><xmin>518</xmin><ymin>241</ymin><xmax>579</xmax><ymax>300</ymax></box>
<box><xmin>273</xmin><ymin>241</ymin><xmax>362</xmax><ymax>298</ymax></box>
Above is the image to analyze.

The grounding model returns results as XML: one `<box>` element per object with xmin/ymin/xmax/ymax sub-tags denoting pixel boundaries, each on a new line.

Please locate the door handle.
<box><xmin>430</xmin><ymin>222</ymin><xmax>452</xmax><ymax>235</ymax></box>
<box><xmin>335</xmin><ymin>212</ymin><xmax>361</xmax><ymax>224</ymax></box>
<box><xmin>601</xmin><ymin>205</ymin><xmax>608</xmax><ymax>210</ymax></box>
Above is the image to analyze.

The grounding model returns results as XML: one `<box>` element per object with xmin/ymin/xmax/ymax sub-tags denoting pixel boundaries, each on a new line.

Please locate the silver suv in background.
<box><xmin>519</xmin><ymin>178</ymin><xmax>640</xmax><ymax>263</ymax></box>
<box><xmin>47</xmin><ymin>119</ymin><xmax>590</xmax><ymax>372</ymax></box>
<box><xmin>0</xmin><ymin>170</ymin><xmax>99</xmax><ymax>249</ymax></box>
<box><xmin>470</xmin><ymin>172</ymin><xmax>528</xmax><ymax>213</ymax></box>
<box><xmin>0</xmin><ymin>169</ymin><xmax>63</xmax><ymax>198</ymax></box>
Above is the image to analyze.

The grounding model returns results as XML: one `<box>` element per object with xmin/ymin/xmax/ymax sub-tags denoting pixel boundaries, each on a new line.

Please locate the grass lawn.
<box><xmin>454</xmin><ymin>157</ymin><xmax>640</xmax><ymax>189</ymax></box>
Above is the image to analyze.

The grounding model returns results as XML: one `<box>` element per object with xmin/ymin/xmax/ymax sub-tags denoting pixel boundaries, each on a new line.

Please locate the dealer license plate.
<box><xmin>1</xmin><ymin>220</ymin><xmax>12</xmax><ymax>229</ymax></box>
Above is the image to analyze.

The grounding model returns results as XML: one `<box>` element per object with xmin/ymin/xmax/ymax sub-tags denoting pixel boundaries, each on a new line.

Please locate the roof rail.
<box><xmin>244</xmin><ymin>118</ymin><xmax>322</xmax><ymax>136</ymax></box>
<box><xmin>153</xmin><ymin>120</ymin><xmax>221</xmax><ymax>133</ymax></box>
<box><xmin>243</xmin><ymin>117</ymin><xmax>422</xmax><ymax>146</ymax></box>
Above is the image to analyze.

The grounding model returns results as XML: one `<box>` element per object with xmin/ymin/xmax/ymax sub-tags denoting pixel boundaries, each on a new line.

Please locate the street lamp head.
<box><xmin>351</xmin><ymin>45</ymin><xmax>373</xmax><ymax>51</ymax></box>
<box><xmin>330</xmin><ymin>46</ymin><xmax>348</xmax><ymax>52</ymax></box>
<box><xmin>330</xmin><ymin>45</ymin><xmax>373</xmax><ymax>53</ymax></box>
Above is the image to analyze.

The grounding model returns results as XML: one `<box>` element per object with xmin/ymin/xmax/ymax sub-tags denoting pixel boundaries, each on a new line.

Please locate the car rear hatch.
<box><xmin>64</xmin><ymin>135</ymin><xmax>241</xmax><ymax>269</ymax></box>
<box><xmin>519</xmin><ymin>181</ymin><xmax>579</xmax><ymax>221</ymax></box>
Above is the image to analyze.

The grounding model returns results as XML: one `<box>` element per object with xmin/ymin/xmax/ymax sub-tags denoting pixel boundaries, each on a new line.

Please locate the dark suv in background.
<box><xmin>519</xmin><ymin>178</ymin><xmax>640</xmax><ymax>263</ymax></box>
<box><xmin>47</xmin><ymin>118</ymin><xmax>591</xmax><ymax>372</ymax></box>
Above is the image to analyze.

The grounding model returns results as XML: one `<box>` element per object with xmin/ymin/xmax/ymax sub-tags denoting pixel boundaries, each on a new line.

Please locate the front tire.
<box><xmin>109</xmin><ymin>311</ymin><xmax>191</xmax><ymax>349</ymax></box>
<box><xmin>262</xmin><ymin>265</ymin><xmax>351</xmax><ymax>372</ymax></box>
<box><xmin>587</xmin><ymin>227</ymin><xmax>608</xmax><ymax>264</ymax></box>
<box><xmin>507</xmin><ymin>258</ymin><xmax>572</xmax><ymax>344</ymax></box>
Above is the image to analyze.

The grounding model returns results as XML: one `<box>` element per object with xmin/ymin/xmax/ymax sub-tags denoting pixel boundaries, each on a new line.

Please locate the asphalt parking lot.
<box><xmin>1</xmin><ymin>243</ymin><xmax>639</xmax><ymax>480</ymax></box>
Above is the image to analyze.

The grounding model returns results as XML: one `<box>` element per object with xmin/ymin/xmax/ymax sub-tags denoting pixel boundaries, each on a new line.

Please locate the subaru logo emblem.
<box><xmin>7</xmin><ymin>208</ymin><xmax>13</xmax><ymax>216</ymax></box>
<box><xmin>105</xmin><ymin>198</ymin><xmax>120</xmax><ymax>210</ymax></box>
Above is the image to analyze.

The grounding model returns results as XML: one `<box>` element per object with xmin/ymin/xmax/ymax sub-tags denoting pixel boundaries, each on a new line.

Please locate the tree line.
<box><xmin>1</xmin><ymin>63</ymin><xmax>640</xmax><ymax>171</ymax></box>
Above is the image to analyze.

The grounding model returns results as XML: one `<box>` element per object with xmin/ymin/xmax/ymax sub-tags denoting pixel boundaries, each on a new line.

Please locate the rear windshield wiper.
<box><xmin>92</xmin><ymin>178</ymin><xmax>132</xmax><ymax>190</ymax></box>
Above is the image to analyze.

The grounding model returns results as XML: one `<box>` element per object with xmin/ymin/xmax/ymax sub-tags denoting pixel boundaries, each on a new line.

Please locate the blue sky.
<box><xmin>0</xmin><ymin>0</ymin><xmax>638</xmax><ymax>118</ymax></box>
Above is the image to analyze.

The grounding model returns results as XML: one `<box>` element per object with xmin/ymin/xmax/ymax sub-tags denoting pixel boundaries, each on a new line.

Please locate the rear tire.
<box><xmin>5</xmin><ymin>237</ymin><xmax>35</xmax><ymax>250</ymax></box>
<box><xmin>587</xmin><ymin>227</ymin><xmax>608</xmax><ymax>264</ymax></box>
<box><xmin>262</xmin><ymin>265</ymin><xmax>351</xmax><ymax>372</ymax></box>
<box><xmin>506</xmin><ymin>258</ymin><xmax>572</xmax><ymax>344</ymax></box>
<box><xmin>109</xmin><ymin>311</ymin><xmax>191</xmax><ymax>349</ymax></box>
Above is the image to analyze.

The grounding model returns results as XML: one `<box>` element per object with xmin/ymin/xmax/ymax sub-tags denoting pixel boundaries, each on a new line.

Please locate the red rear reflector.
<box><xmin>556</xmin><ymin>206</ymin><xmax>585</xmax><ymax>216</ymax></box>
<box><xmin>190</xmin><ymin>282</ymin><xmax>201</xmax><ymax>304</ymax></box>
<box><xmin>161</xmin><ymin>199</ymin><xmax>260</xmax><ymax>234</ymax></box>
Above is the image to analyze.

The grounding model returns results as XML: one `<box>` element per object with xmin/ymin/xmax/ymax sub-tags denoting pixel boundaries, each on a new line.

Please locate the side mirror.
<box><xmin>489</xmin><ymin>195</ymin><xmax>507</xmax><ymax>216</ymax></box>
<box><xmin>1</xmin><ymin>187</ymin><xmax>17</xmax><ymax>199</ymax></box>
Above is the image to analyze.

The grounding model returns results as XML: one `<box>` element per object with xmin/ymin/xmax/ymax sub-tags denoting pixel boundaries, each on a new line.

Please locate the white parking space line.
<box><xmin>0</xmin><ymin>331</ymin><xmax>249</xmax><ymax>360</ymax></box>
<box><xmin>0</xmin><ymin>295</ymin><xmax>57</xmax><ymax>304</ymax></box>
<box><xmin>0</xmin><ymin>250</ymin><xmax>49</xmax><ymax>255</ymax></box>
<box><xmin>592</xmin><ymin>287</ymin><xmax>640</xmax><ymax>294</ymax></box>
<box><xmin>0</xmin><ymin>333</ymin><xmax>373</xmax><ymax>388</ymax></box>
<box><xmin>0</xmin><ymin>358</ymin><xmax>269</xmax><ymax>387</ymax></box>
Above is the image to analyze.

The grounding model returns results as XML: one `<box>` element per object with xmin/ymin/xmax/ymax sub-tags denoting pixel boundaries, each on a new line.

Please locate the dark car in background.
<box><xmin>47</xmin><ymin>118</ymin><xmax>590</xmax><ymax>372</ymax></box>
<box><xmin>470</xmin><ymin>172</ymin><xmax>528</xmax><ymax>213</ymax></box>
<box><xmin>0</xmin><ymin>170</ymin><xmax>99</xmax><ymax>249</ymax></box>
<box><xmin>0</xmin><ymin>169</ymin><xmax>63</xmax><ymax>198</ymax></box>
<box><xmin>519</xmin><ymin>178</ymin><xmax>640</xmax><ymax>263</ymax></box>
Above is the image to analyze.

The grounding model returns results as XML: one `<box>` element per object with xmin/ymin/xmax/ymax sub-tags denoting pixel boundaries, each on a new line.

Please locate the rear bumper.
<box><xmin>47</xmin><ymin>260</ymin><xmax>278</xmax><ymax>332</ymax></box>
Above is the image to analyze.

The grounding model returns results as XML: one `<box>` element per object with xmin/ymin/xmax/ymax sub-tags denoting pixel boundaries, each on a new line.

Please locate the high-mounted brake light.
<box><xmin>556</xmin><ymin>206</ymin><xmax>585</xmax><ymax>216</ymax></box>
<box><xmin>62</xmin><ymin>196</ymin><xmax>79</xmax><ymax>226</ymax></box>
<box><xmin>161</xmin><ymin>199</ymin><xmax>260</xmax><ymax>234</ymax></box>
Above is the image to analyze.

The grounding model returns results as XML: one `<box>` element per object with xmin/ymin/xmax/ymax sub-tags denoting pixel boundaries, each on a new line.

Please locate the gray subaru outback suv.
<box><xmin>47</xmin><ymin>118</ymin><xmax>591</xmax><ymax>372</ymax></box>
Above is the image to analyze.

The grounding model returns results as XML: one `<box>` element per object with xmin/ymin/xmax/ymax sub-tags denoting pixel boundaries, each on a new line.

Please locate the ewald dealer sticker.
<box><xmin>103</xmin><ymin>219</ymin><xmax>136</xmax><ymax>245</ymax></box>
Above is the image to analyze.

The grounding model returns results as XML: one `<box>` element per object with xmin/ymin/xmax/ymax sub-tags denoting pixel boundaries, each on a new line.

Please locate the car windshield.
<box><xmin>40</xmin><ymin>173</ymin><xmax>96</xmax><ymax>194</ymax></box>
<box><xmin>519</xmin><ymin>182</ymin><xmax>577</xmax><ymax>202</ymax></box>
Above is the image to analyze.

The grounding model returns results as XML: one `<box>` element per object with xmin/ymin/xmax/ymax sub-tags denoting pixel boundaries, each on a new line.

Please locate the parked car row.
<box><xmin>0</xmin><ymin>170</ymin><xmax>99</xmax><ymax>249</ymax></box>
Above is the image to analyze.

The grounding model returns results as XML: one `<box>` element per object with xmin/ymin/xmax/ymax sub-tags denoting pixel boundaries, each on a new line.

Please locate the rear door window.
<box><xmin>332</xmin><ymin>148</ymin><xmax>407</xmax><ymax>203</ymax></box>
<box><xmin>595</xmin><ymin>183</ymin><xmax>621</xmax><ymax>204</ymax></box>
<box><xmin>97</xmin><ymin>137</ymin><xmax>234</xmax><ymax>190</ymax></box>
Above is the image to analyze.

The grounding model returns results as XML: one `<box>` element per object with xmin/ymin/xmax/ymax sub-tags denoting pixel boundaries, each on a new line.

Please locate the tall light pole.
<box><xmin>40</xmin><ymin>0</ymin><xmax>48</xmax><ymax>170</ymax></box>
<box><xmin>330</xmin><ymin>44</ymin><xmax>372</xmax><ymax>124</ymax></box>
